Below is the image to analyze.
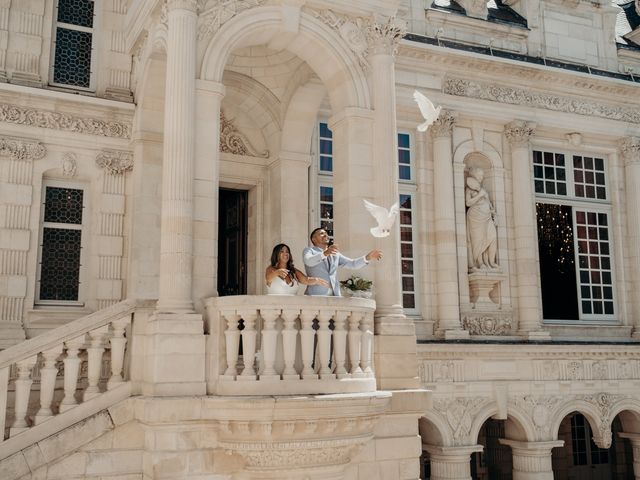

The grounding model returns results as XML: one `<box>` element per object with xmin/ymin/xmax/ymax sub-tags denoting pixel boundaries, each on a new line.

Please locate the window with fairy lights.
<box><xmin>36</xmin><ymin>182</ymin><xmax>87</xmax><ymax>305</ymax></box>
<box><xmin>533</xmin><ymin>150</ymin><xmax>615</xmax><ymax>321</ymax></box>
<box><xmin>50</xmin><ymin>0</ymin><xmax>96</xmax><ymax>90</ymax></box>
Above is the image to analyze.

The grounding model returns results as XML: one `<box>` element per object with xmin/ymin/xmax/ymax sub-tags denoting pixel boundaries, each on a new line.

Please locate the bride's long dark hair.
<box><xmin>270</xmin><ymin>243</ymin><xmax>296</xmax><ymax>280</ymax></box>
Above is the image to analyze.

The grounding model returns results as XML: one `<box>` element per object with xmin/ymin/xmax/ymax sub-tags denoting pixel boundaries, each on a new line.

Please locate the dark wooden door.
<box><xmin>217</xmin><ymin>189</ymin><xmax>248</xmax><ymax>296</ymax></box>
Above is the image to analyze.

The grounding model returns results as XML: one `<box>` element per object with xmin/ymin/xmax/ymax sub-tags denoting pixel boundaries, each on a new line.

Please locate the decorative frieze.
<box><xmin>219</xmin><ymin>111</ymin><xmax>269</xmax><ymax>158</ymax></box>
<box><xmin>419</xmin><ymin>360</ymin><xmax>464</xmax><ymax>383</ymax></box>
<box><xmin>444</xmin><ymin>77</ymin><xmax>640</xmax><ymax>124</ymax></box>
<box><xmin>533</xmin><ymin>359</ymin><xmax>639</xmax><ymax>381</ymax></box>
<box><xmin>0</xmin><ymin>103</ymin><xmax>131</xmax><ymax>138</ymax></box>
<box><xmin>197</xmin><ymin>0</ymin><xmax>266</xmax><ymax>41</ymax></box>
<box><xmin>0</xmin><ymin>135</ymin><xmax>45</xmax><ymax>161</ymax></box>
<box><xmin>504</xmin><ymin>120</ymin><xmax>535</xmax><ymax>148</ymax></box>
<box><xmin>462</xmin><ymin>314</ymin><xmax>512</xmax><ymax>335</ymax></box>
<box><xmin>96</xmin><ymin>150</ymin><xmax>133</xmax><ymax>174</ymax></box>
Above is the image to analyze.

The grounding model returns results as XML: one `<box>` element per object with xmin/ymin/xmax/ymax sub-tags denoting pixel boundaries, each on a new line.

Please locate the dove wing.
<box><xmin>383</xmin><ymin>202</ymin><xmax>400</xmax><ymax>228</ymax></box>
<box><xmin>363</xmin><ymin>199</ymin><xmax>390</xmax><ymax>226</ymax></box>
<box><xmin>413</xmin><ymin>90</ymin><xmax>437</xmax><ymax>122</ymax></box>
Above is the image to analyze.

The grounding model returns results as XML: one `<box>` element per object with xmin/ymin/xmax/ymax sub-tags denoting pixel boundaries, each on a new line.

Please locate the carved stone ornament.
<box><xmin>0</xmin><ymin>135</ymin><xmax>46</xmax><ymax>161</ymax></box>
<box><xmin>444</xmin><ymin>77</ymin><xmax>640</xmax><ymax>124</ymax></box>
<box><xmin>0</xmin><ymin>103</ymin><xmax>131</xmax><ymax>138</ymax></box>
<box><xmin>312</xmin><ymin>10</ymin><xmax>370</xmax><ymax>69</ymax></box>
<box><xmin>429</xmin><ymin>109</ymin><xmax>456</xmax><ymax>138</ymax></box>
<box><xmin>220</xmin><ymin>111</ymin><xmax>269</xmax><ymax>158</ymax></box>
<box><xmin>364</xmin><ymin>15</ymin><xmax>407</xmax><ymax>56</ymax></box>
<box><xmin>197</xmin><ymin>0</ymin><xmax>266</xmax><ymax>41</ymax></box>
<box><xmin>504</xmin><ymin>120</ymin><xmax>535</xmax><ymax>148</ymax></box>
<box><xmin>61</xmin><ymin>152</ymin><xmax>77</xmax><ymax>177</ymax></box>
<box><xmin>581</xmin><ymin>392</ymin><xmax>626</xmax><ymax>449</ymax></box>
<box><xmin>620</xmin><ymin>136</ymin><xmax>640</xmax><ymax>165</ymax></box>
<box><xmin>511</xmin><ymin>395</ymin><xmax>564</xmax><ymax>438</ymax></box>
<box><xmin>96</xmin><ymin>150</ymin><xmax>134</xmax><ymax>174</ymax></box>
<box><xmin>462</xmin><ymin>315</ymin><xmax>512</xmax><ymax>335</ymax></box>
<box><xmin>434</xmin><ymin>397</ymin><xmax>488</xmax><ymax>445</ymax></box>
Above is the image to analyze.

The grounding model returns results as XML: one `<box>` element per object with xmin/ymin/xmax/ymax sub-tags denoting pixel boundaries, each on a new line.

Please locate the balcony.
<box><xmin>204</xmin><ymin>295</ymin><xmax>377</xmax><ymax>395</ymax></box>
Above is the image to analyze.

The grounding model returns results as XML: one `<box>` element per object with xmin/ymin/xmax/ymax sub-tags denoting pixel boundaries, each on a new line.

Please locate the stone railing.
<box><xmin>204</xmin><ymin>295</ymin><xmax>377</xmax><ymax>395</ymax></box>
<box><xmin>0</xmin><ymin>299</ymin><xmax>144</xmax><ymax>458</ymax></box>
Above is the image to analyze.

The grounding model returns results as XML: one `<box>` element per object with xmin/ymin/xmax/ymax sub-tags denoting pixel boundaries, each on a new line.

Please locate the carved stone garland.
<box><xmin>197</xmin><ymin>0</ymin><xmax>267</xmax><ymax>41</ymax></box>
<box><xmin>219</xmin><ymin>111</ymin><xmax>269</xmax><ymax>158</ymax></box>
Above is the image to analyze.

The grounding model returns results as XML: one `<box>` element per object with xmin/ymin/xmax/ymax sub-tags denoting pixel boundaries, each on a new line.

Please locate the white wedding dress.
<box><xmin>267</xmin><ymin>276</ymin><xmax>300</xmax><ymax>295</ymax></box>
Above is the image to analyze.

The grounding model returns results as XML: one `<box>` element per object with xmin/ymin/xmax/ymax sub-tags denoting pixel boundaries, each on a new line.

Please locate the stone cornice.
<box><xmin>505</xmin><ymin>120</ymin><xmax>535</xmax><ymax>147</ymax></box>
<box><xmin>430</xmin><ymin>109</ymin><xmax>456</xmax><ymax>137</ymax></box>
<box><xmin>0</xmin><ymin>135</ymin><xmax>46</xmax><ymax>161</ymax></box>
<box><xmin>0</xmin><ymin>103</ymin><xmax>131</xmax><ymax>139</ymax></box>
<box><xmin>620</xmin><ymin>136</ymin><xmax>640</xmax><ymax>166</ymax></box>
<box><xmin>96</xmin><ymin>150</ymin><xmax>134</xmax><ymax>174</ymax></box>
<box><xmin>445</xmin><ymin>77</ymin><xmax>640</xmax><ymax>124</ymax></box>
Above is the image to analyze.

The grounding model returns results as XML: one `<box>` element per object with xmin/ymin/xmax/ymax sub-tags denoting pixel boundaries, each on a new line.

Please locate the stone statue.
<box><xmin>465</xmin><ymin>167</ymin><xmax>498</xmax><ymax>270</ymax></box>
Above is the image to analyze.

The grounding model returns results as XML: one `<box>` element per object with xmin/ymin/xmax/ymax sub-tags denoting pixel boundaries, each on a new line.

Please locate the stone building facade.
<box><xmin>0</xmin><ymin>0</ymin><xmax>639</xmax><ymax>479</ymax></box>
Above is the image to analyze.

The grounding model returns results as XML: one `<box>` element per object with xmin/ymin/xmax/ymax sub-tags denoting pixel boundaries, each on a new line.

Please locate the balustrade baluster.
<box><xmin>221</xmin><ymin>311</ymin><xmax>241</xmax><ymax>379</ymax></box>
<box><xmin>360</xmin><ymin>312</ymin><xmax>374</xmax><ymax>377</ymax></box>
<box><xmin>333</xmin><ymin>310</ymin><xmax>349</xmax><ymax>378</ymax></box>
<box><xmin>238</xmin><ymin>310</ymin><xmax>257</xmax><ymax>380</ymax></box>
<box><xmin>84</xmin><ymin>325</ymin><xmax>109</xmax><ymax>401</ymax></box>
<box><xmin>281</xmin><ymin>309</ymin><xmax>300</xmax><ymax>380</ymax></box>
<box><xmin>34</xmin><ymin>345</ymin><xmax>63</xmax><ymax>425</ymax></box>
<box><xmin>60</xmin><ymin>336</ymin><xmax>85</xmax><ymax>412</ymax></box>
<box><xmin>348</xmin><ymin>312</ymin><xmax>364</xmax><ymax>378</ymax></box>
<box><xmin>0</xmin><ymin>367</ymin><xmax>8</xmax><ymax>440</ymax></box>
<box><xmin>107</xmin><ymin>315</ymin><xmax>131</xmax><ymax>389</ymax></box>
<box><xmin>299</xmin><ymin>310</ymin><xmax>318</xmax><ymax>379</ymax></box>
<box><xmin>10</xmin><ymin>355</ymin><xmax>37</xmax><ymax>435</ymax></box>
<box><xmin>259</xmin><ymin>309</ymin><xmax>280</xmax><ymax>380</ymax></box>
<box><xmin>317</xmin><ymin>310</ymin><xmax>335</xmax><ymax>379</ymax></box>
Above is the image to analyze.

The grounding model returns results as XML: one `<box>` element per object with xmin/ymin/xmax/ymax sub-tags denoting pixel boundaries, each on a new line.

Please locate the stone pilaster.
<box><xmin>0</xmin><ymin>0</ymin><xmax>8</xmax><ymax>81</ymax></box>
<box><xmin>499</xmin><ymin>439</ymin><xmax>564</xmax><ymax>480</ymax></box>
<box><xmin>94</xmin><ymin>150</ymin><xmax>133</xmax><ymax>310</ymax></box>
<box><xmin>620</xmin><ymin>137</ymin><xmax>640</xmax><ymax>338</ymax></box>
<box><xmin>157</xmin><ymin>0</ymin><xmax>198</xmax><ymax>313</ymax></box>
<box><xmin>366</xmin><ymin>16</ymin><xmax>419</xmax><ymax>390</ymax></box>
<box><xmin>431</xmin><ymin>110</ymin><xmax>467</xmax><ymax>339</ymax></box>
<box><xmin>103</xmin><ymin>0</ymin><xmax>133</xmax><ymax>101</ymax></box>
<box><xmin>0</xmin><ymin>136</ymin><xmax>46</xmax><ymax>347</ymax></box>
<box><xmin>7</xmin><ymin>0</ymin><xmax>45</xmax><ymax>87</ymax></box>
<box><xmin>423</xmin><ymin>444</ymin><xmax>483</xmax><ymax>480</ymax></box>
<box><xmin>505</xmin><ymin>121</ymin><xmax>549</xmax><ymax>340</ymax></box>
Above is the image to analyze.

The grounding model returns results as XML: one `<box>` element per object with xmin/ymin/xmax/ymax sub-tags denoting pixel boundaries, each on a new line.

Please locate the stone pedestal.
<box><xmin>423</xmin><ymin>444</ymin><xmax>483</xmax><ymax>480</ymax></box>
<box><xmin>499</xmin><ymin>440</ymin><xmax>564</xmax><ymax>480</ymax></box>
<box><xmin>468</xmin><ymin>270</ymin><xmax>505</xmax><ymax>308</ymax></box>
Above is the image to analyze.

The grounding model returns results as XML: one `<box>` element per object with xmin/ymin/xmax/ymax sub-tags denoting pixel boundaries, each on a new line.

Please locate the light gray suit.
<box><xmin>303</xmin><ymin>246</ymin><xmax>368</xmax><ymax>296</ymax></box>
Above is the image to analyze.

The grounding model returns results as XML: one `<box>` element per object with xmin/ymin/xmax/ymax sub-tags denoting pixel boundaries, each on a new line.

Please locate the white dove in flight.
<box><xmin>413</xmin><ymin>90</ymin><xmax>442</xmax><ymax>132</ymax></box>
<box><xmin>363</xmin><ymin>199</ymin><xmax>400</xmax><ymax>238</ymax></box>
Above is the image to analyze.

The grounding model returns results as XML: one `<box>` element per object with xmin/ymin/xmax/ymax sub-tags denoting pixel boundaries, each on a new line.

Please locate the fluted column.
<box><xmin>365</xmin><ymin>17</ymin><xmax>420</xmax><ymax>390</ymax></box>
<box><xmin>431</xmin><ymin>110</ymin><xmax>467</xmax><ymax>339</ymax></box>
<box><xmin>505</xmin><ymin>121</ymin><xmax>549</xmax><ymax>340</ymax></box>
<box><xmin>499</xmin><ymin>440</ymin><xmax>564</xmax><ymax>480</ymax></box>
<box><xmin>424</xmin><ymin>444</ymin><xmax>483</xmax><ymax>480</ymax></box>
<box><xmin>157</xmin><ymin>0</ymin><xmax>198</xmax><ymax>312</ymax></box>
<box><xmin>619</xmin><ymin>433</ymin><xmax>640</xmax><ymax>479</ymax></box>
<box><xmin>620</xmin><ymin>137</ymin><xmax>640</xmax><ymax>338</ymax></box>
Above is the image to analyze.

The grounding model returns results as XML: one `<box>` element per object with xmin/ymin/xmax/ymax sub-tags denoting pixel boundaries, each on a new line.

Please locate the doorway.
<box><xmin>218</xmin><ymin>188</ymin><xmax>248</xmax><ymax>296</ymax></box>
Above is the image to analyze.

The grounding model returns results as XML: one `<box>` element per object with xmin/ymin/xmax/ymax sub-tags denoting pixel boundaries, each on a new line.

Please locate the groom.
<box><xmin>303</xmin><ymin>227</ymin><xmax>383</xmax><ymax>296</ymax></box>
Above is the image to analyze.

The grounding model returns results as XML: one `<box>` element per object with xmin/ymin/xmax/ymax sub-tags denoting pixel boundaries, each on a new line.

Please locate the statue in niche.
<box><xmin>465</xmin><ymin>166</ymin><xmax>498</xmax><ymax>270</ymax></box>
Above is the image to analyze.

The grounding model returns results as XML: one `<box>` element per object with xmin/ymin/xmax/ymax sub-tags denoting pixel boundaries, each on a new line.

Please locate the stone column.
<box><xmin>620</xmin><ymin>137</ymin><xmax>640</xmax><ymax>338</ymax></box>
<box><xmin>143</xmin><ymin>0</ymin><xmax>205</xmax><ymax>396</ymax></box>
<box><xmin>505</xmin><ymin>121</ymin><xmax>549</xmax><ymax>340</ymax></box>
<box><xmin>431</xmin><ymin>111</ymin><xmax>467</xmax><ymax>339</ymax></box>
<box><xmin>157</xmin><ymin>0</ymin><xmax>198</xmax><ymax>313</ymax></box>
<box><xmin>619</xmin><ymin>433</ymin><xmax>640</xmax><ymax>479</ymax></box>
<box><xmin>365</xmin><ymin>17</ymin><xmax>419</xmax><ymax>389</ymax></box>
<box><xmin>499</xmin><ymin>439</ymin><xmax>564</xmax><ymax>480</ymax></box>
<box><xmin>424</xmin><ymin>444</ymin><xmax>483</xmax><ymax>480</ymax></box>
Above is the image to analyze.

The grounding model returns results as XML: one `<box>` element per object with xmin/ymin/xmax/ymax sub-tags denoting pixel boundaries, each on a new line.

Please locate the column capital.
<box><xmin>505</xmin><ymin>120</ymin><xmax>536</xmax><ymax>148</ymax></box>
<box><xmin>0</xmin><ymin>135</ymin><xmax>46</xmax><ymax>161</ymax></box>
<box><xmin>365</xmin><ymin>16</ymin><xmax>406</xmax><ymax>56</ymax></box>
<box><xmin>499</xmin><ymin>439</ymin><xmax>564</xmax><ymax>453</ymax></box>
<box><xmin>620</xmin><ymin>136</ymin><xmax>640</xmax><ymax>166</ymax></box>
<box><xmin>165</xmin><ymin>0</ymin><xmax>197</xmax><ymax>12</ymax></box>
<box><xmin>423</xmin><ymin>443</ymin><xmax>483</xmax><ymax>459</ymax></box>
<box><xmin>430</xmin><ymin>110</ymin><xmax>456</xmax><ymax>138</ymax></box>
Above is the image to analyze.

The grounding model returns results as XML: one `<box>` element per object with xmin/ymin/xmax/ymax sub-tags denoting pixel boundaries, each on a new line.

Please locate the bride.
<box><xmin>266</xmin><ymin>243</ymin><xmax>328</xmax><ymax>295</ymax></box>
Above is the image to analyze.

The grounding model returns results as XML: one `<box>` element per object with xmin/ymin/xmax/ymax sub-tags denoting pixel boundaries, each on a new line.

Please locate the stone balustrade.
<box><xmin>0</xmin><ymin>300</ymin><xmax>137</xmax><ymax>452</ymax></box>
<box><xmin>204</xmin><ymin>295</ymin><xmax>377</xmax><ymax>395</ymax></box>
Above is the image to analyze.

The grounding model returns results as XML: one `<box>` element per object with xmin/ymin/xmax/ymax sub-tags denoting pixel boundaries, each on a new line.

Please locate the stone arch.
<box><xmin>469</xmin><ymin>402</ymin><xmax>534</xmax><ymax>444</ymax></box>
<box><xmin>200</xmin><ymin>6</ymin><xmax>371</xmax><ymax>113</ymax></box>
<box><xmin>610</xmin><ymin>399</ymin><xmax>640</xmax><ymax>434</ymax></box>
<box><xmin>280</xmin><ymin>78</ymin><xmax>327</xmax><ymax>156</ymax></box>
<box><xmin>453</xmin><ymin>140</ymin><xmax>503</xmax><ymax>169</ymax></box>
<box><xmin>419</xmin><ymin>412</ymin><xmax>455</xmax><ymax>447</ymax></box>
<box><xmin>550</xmin><ymin>400</ymin><xmax>603</xmax><ymax>443</ymax></box>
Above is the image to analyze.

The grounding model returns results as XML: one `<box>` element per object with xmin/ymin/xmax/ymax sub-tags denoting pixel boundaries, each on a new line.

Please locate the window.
<box><xmin>534</xmin><ymin>149</ymin><xmax>615</xmax><ymax>321</ymax></box>
<box><xmin>37</xmin><ymin>183</ymin><xmax>86</xmax><ymax>304</ymax></box>
<box><xmin>319</xmin><ymin>122</ymin><xmax>333</xmax><ymax>174</ymax></box>
<box><xmin>398</xmin><ymin>132</ymin><xmax>412</xmax><ymax>181</ymax></box>
<box><xmin>400</xmin><ymin>193</ymin><xmax>417</xmax><ymax>310</ymax></box>
<box><xmin>571</xmin><ymin>413</ymin><xmax>609</xmax><ymax>466</ymax></box>
<box><xmin>51</xmin><ymin>0</ymin><xmax>96</xmax><ymax>89</ymax></box>
<box><xmin>319</xmin><ymin>185</ymin><xmax>334</xmax><ymax>238</ymax></box>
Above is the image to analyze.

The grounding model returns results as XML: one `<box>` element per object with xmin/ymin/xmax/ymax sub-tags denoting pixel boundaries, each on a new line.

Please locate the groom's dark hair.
<box><xmin>310</xmin><ymin>227</ymin><xmax>323</xmax><ymax>241</ymax></box>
